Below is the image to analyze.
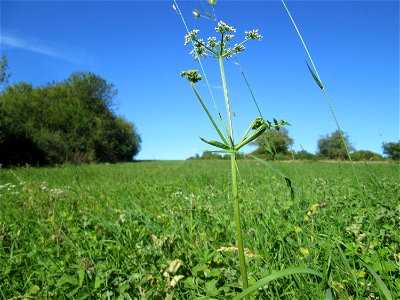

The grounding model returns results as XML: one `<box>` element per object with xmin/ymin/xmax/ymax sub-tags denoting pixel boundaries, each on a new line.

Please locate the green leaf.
<box><xmin>78</xmin><ymin>269</ymin><xmax>85</xmax><ymax>287</ymax></box>
<box><xmin>232</xmin><ymin>267</ymin><xmax>322</xmax><ymax>300</ymax></box>
<box><xmin>205</xmin><ymin>279</ymin><xmax>219</xmax><ymax>297</ymax></box>
<box><xmin>235</xmin><ymin>123</ymin><xmax>268</xmax><ymax>150</ymax></box>
<box><xmin>306</xmin><ymin>62</ymin><xmax>324</xmax><ymax>89</ymax></box>
<box><xmin>200</xmin><ymin>137</ymin><xmax>230</xmax><ymax>150</ymax></box>
<box><xmin>191</xmin><ymin>84</ymin><xmax>229</xmax><ymax>146</ymax></box>
<box><xmin>325</xmin><ymin>288</ymin><xmax>333</xmax><ymax>300</ymax></box>
<box><xmin>56</xmin><ymin>274</ymin><xmax>78</xmax><ymax>287</ymax></box>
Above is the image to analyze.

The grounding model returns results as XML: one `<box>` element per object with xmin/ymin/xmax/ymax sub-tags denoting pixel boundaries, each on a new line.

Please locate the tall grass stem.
<box><xmin>281</xmin><ymin>0</ymin><xmax>360</xmax><ymax>185</ymax></box>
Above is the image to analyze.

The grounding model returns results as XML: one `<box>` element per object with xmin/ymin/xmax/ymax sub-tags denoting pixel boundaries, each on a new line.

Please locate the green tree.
<box><xmin>250</xmin><ymin>127</ymin><xmax>294</xmax><ymax>159</ymax></box>
<box><xmin>0</xmin><ymin>55</ymin><xmax>11</xmax><ymax>87</ymax></box>
<box><xmin>0</xmin><ymin>72</ymin><xmax>141</xmax><ymax>166</ymax></box>
<box><xmin>317</xmin><ymin>130</ymin><xmax>354</xmax><ymax>160</ymax></box>
<box><xmin>382</xmin><ymin>141</ymin><xmax>400</xmax><ymax>160</ymax></box>
<box><xmin>65</xmin><ymin>72</ymin><xmax>117</xmax><ymax>114</ymax></box>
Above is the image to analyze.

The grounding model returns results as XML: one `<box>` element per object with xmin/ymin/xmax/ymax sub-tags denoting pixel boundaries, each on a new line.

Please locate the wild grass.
<box><xmin>1</xmin><ymin>161</ymin><xmax>398</xmax><ymax>299</ymax></box>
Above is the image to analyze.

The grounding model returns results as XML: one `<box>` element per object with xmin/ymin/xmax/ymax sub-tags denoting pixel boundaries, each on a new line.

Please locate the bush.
<box><xmin>351</xmin><ymin>150</ymin><xmax>383</xmax><ymax>161</ymax></box>
<box><xmin>0</xmin><ymin>72</ymin><xmax>141</xmax><ymax>166</ymax></box>
<box><xmin>295</xmin><ymin>150</ymin><xmax>315</xmax><ymax>160</ymax></box>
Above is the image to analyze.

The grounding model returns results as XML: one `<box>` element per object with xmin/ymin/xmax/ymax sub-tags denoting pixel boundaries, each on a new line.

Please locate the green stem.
<box><xmin>218</xmin><ymin>56</ymin><xmax>234</xmax><ymax>145</ymax></box>
<box><xmin>220</xmin><ymin>53</ymin><xmax>249</xmax><ymax>296</ymax></box>
<box><xmin>231</xmin><ymin>153</ymin><xmax>249</xmax><ymax>294</ymax></box>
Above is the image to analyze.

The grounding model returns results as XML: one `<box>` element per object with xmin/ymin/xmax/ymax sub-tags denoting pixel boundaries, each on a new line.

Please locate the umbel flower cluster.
<box><xmin>184</xmin><ymin>21</ymin><xmax>262</xmax><ymax>59</ymax></box>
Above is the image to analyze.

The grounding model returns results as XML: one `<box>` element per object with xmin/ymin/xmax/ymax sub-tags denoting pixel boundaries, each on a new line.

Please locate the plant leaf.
<box><xmin>235</xmin><ymin>123</ymin><xmax>268</xmax><ymax>151</ymax></box>
<box><xmin>325</xmin><ymin>288</ymin><xmax>333</xmax><ymax>300</ymax></box>
<box><xmin>200</xmin><ymin>137</ymin><xmax>230</xmax><ymax>150</ymax></box>
<box><xmin>306</xmin><ymin>62</ymin><xmax>324</xmax><ymax>89</ymax></box>
<box><xmin>191</xmin><ymin>84</ymin><xmax>229</xmax><ymax>146</ymax></box>
<box><xmin>232</xmin><ymin>267</ymin><xmax>322</xmax><ymax>300</ymax></box>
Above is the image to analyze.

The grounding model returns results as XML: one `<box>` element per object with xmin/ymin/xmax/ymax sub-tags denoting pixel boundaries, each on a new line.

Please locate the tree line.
<box><xmin>0</xmin><ymin>56</ymin><xmax>141</xmax><ymax>167</ymax></box>
<box><xmin>189</xmin><ymin>127</ymin><xmax>399</xmax><ymax>161</ymax></box>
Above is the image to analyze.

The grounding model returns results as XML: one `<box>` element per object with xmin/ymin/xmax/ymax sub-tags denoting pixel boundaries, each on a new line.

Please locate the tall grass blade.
<box><xmin>361</xmin><ymin>261</ymin><xmax>393</xmax><ymax>300</ymax></box>
<box><xmin>232</xmin><ymin>267</ymin><xmax>322</xmax><ymax>300</ymax></box>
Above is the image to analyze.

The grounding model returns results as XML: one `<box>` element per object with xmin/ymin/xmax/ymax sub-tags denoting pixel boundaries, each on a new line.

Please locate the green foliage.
<box><xmin>0</xmin><ymin>56</ymin><xmax>11</xmax><ymax>87</ymax></box>
<box><xmin>317</xmin><ymin>130</ymin><xmax>354</xmax><ymax>160</ymax></box>
<box><xmin>200</xmin><ymin>151</ymin><xmax>223</xmax><ymax>159</ymax></box>
<box><xmin>351</xmin><ymin>150</ymin><xmax>384</xmax><ymax>161</ymax></box>
<box><xmin>295</xmin><ymin>150</ymin><xmax>316</xmax><ymax>160</ymax></box>
<box><xmin>0</xmin><ymin>161</ymin><xmax>398</xmax><ymax>298</ymax></box>
<box><xmin>382</xmin><ymin>141</ymin><xmax>400</xmax><ymax>160</ymax></box>
<box><xmin>0</xmin><ymin>72</ymin><xmax>141</xmax><ymax>166</ymax></box>
<box><xmin>250</xmin><ymin>127</ymin><xmax>294</xmax><ymax>159</ymax></box>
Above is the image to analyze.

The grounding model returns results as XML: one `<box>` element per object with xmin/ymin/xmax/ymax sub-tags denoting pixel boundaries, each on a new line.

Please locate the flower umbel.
<box><xmin>181</xmin><ymin>70</ymin><xmax>202</xmax><ymax>83</ymax></box>
<box><xmin>184</xmin><ymin>21</ymin><xmax>262</xmax><ymax>59</ymax></box>
<box><xmin>245</xmin><ymin>29</ymin><xmax>263</xmax><ymax>41</ymax></box>
<box><xmin>215</xmin><ymin>21</ymin><xmax>236</xmax><ymax>34</ymax></box>
<box><xmin>184</xmin><ymin>29</ymin><xmax>200</xmax><ymax>45</ymax></box>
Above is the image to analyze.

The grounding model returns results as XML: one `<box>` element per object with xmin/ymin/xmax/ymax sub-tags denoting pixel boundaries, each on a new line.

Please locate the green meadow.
<box><xmin>1</xmin><ymin>160</ymin><xmax>399</xmax><ymax>299</ymax></box>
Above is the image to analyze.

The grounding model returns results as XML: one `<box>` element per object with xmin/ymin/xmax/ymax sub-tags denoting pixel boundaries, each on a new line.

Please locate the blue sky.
<box><xmin>1</xmin><ymin>0</ymin><xmax>398</xmax><ymax>160</ymax></box>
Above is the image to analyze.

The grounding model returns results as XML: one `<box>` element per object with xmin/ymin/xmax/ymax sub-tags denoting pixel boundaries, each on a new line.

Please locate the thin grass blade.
<box><xmin>232</xmin><ymin>267</ymin><xmax>322</xmax><ymax>300</ymax></box>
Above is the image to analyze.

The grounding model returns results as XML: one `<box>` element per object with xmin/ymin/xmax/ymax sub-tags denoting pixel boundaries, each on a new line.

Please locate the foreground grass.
<box><xmin>0</xmin><ymin>160</ymin><xmax>399</xmax><ymax>299</ymax></box>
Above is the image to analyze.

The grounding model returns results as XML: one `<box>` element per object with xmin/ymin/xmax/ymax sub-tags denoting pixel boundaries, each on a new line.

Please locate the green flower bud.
<box><xmin>180</xmin><ymin>70</ymin><xmax>202</xmax><ymax>83</ymax></box>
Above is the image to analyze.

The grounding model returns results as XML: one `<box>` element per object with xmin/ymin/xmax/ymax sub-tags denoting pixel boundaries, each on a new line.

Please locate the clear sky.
<box><xmin>1</xmin><ymin>0</ymin><xmax>398</xmax><ymax>160</ymax></box>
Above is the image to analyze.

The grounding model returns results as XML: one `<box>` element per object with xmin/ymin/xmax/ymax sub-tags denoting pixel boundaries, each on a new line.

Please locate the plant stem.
<box><xmin>219</xmin><ymin>54</ymin><xmax>249</xmax><ymax>296</ymax></box>
<box><xmin>218</xmin><ymin>56</ymin><xmax>234</xmax><ymax>144</ymax></box>
<box><xmin>231</xmin><ymin>153</ymin><xmax>249</xmax><ymax>295</ymax></box>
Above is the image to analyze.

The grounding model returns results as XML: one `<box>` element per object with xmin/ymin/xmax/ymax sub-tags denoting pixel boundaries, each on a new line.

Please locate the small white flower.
<box><xmin>245</xmin><ymin>29</ymin><xmax>262</xmax><ymax>41</ymax></box>
<box><xmin>224</xmin><ymin>34</ymin><xmax>234</xmax><ymax>41</ymax></box>
<box><xmin>215</xmin><ymin>21</ymin><xmax>236</xmax><ymax>34</ymax></box>
<box><xmin>184</xmin><ymin>29</ymin><xmax>199</xmax><ymax>45</ymax></box>
<box><xmin>207</xmin><ymin>36</ymin><xmax>217</xmax><ymax>48</ymax></box>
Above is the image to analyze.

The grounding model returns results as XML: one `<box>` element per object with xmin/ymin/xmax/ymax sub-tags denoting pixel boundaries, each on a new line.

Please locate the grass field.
<box><xmin>0</xmin><ymin>160</ymin><xmax>399</xmax><ymax>299</ymax></box>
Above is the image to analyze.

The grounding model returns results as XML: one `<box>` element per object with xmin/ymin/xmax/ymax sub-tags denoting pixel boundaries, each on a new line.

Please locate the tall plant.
<box><xmin>176</xmin><ymin>1</ymin><xmax>299</xmax><ymax>297</ymax></box>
